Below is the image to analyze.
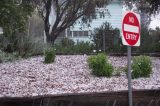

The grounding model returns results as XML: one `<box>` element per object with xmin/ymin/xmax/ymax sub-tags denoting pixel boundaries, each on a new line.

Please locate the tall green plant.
<box><xmin>0</xmin><ymin>0</ymin><xmax>36</xmax><ymax>56</ymax></box>
<box><xmin>0</xmin><ymin>0</ymin><xmax>33</xmax><ymax>36</ymax></box>
<box><xmin>44</xmin><ymin>48</ymin><xmax>55</xmax><ymax>64</ymax></box>
<box><xmin>131</xmin><ymin>55</ymin><xmax>152</xmax><ymax>79</ymax></box>
<box><xmin>61</xmin><ymin>38</ymin><xmax>75</xmax><ymax>47</ymax></box>
<box><xmin>75</xmin><ymin>41</ymin><xmax>93</xmax><ymax>54</ymax></box>
<box><xmin>55</xmin><ymin>38</ymin><xmax>93</xmax><ymax>54</ymax></box>
<box><xmin>138</xmin><ymin>25</ymin><xmax>153</xmax><ymax>53</ymax></box>
<box><xmin>92</xmin><ymin>22</ymin><xmax>121</xmax><ymax>53</ymax></box>
<box><xmin>88</xmin><ymin>53</ymin><xmax>113</xmax><ymax>77</ymax></box>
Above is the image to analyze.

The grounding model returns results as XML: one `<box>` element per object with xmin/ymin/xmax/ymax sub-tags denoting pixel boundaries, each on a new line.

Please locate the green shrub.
<box><xmin>61</xmin><ymin>38</ymin><xmax>75</xmax><ymax>47</ymax></box>
<box><xmin>88</xmin><ymin>53</ymin><xmax>113</xmax><ymax>77</ymax></box>
<box><xmin>75</xmin><ymin>41</ymin><xmax>93</xmax><ymax>54</ymax></box>
<box><xmin>0</xmin><ymin>34</ymin><xmax>46</xmax><ymax>58</ymax></box>
<box><xmin>27</xmin><ymin>39</ymin><xmax>48</xmax><ymax>57</ymax></box>
<box><xmin>55</xmin><ymin>41</ymin><xmax>93</xmax><ymax>54</ymax></box>
<box><xmin>131</xmin><ymin>55</ymin><xmax>152</xmax><ymax>79</ymax></box>
<box><xmin>44</xmin><ymin>48</ymin><xmax>55</xmax><ymax>63</ymax></box>
<box><xmin>0</xmin><ymin>50</ymin><xmax>19</xmax><ymax>63</ymax></box>
<box><xmin>17</xmin><ymin>36</ymin><xmax>47</xmax><ymax>57</ymax></box>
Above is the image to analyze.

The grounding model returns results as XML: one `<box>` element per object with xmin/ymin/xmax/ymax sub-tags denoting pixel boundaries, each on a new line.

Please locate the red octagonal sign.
<box><xmin>122</xmin><ymin>11</ymin><xmax>140</xmax><ymax>46</ymax></box>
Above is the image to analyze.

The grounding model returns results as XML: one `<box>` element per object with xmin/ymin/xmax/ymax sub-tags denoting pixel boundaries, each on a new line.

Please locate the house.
<box><xmin>55</xmin><ymin>0</ymin><xmax>149</xmax><ymax>44</ymax></box>
<box><xmin>55</xmin><ymin>0</ymin><xmax>123</xmax><ymax>43</ymax></box>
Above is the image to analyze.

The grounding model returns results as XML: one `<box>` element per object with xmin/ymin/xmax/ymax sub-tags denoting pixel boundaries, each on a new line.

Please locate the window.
<box><xmin>83</xmin><ymin>31</ymin><xmax>89</xmax><ymax>36</ymax></box>
<box><xmin>73</xmin><ymin>31</ymin><xmax>79</xmax><ymax>37</ymax></box>
<box><xmin>79</xmin><ymin>31</ymin><xmax>83</xmax><ymax>36</ymax></box>
<box><xmin>72</xmin><ymin>31</ymin><xmax>89</xmax><ymax>37</ymax></box>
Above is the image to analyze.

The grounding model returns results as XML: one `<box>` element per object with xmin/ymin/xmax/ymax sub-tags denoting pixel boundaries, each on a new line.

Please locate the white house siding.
<box><xmin>69</xmin><ymin>1</ymin><xmax>123</xmax><ymax>43</ymax></box>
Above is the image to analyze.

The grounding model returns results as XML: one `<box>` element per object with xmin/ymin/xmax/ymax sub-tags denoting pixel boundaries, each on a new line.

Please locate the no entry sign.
<box><xmin>122</xmin><ymin>11</ymin><xmax>140</xmax><ymax>46</ymax></box>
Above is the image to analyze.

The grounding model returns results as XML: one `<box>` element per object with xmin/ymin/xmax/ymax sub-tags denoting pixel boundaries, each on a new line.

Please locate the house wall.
<box><xmin>68</xmin><ymin>1</ymin><xmax>123</xmax><ymax>43</ymax></box>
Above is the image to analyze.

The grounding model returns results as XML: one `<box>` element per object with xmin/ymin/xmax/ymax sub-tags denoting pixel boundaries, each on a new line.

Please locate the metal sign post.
<box><xmin>127</xmin><ymin>46</ymin><xmax>132</xmax><ymax>106</ymax></box>
<box><xmin>122</xmin><ymin>11</ymin><xmax>140</xmax><ymax>106</ymax></box>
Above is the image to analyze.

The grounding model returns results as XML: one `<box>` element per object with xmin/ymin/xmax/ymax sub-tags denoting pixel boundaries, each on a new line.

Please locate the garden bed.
<box><xmin>0</xmin><ymin>55</ymin><xmax>160</xmax><ymax>98</ymax></box>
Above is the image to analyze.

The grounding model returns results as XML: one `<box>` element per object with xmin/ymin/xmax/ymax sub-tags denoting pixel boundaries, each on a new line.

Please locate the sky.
<box><xmin>149</xmin><ymin>14</ymin><xmax>160</xmax><ymax>29</ymax></box>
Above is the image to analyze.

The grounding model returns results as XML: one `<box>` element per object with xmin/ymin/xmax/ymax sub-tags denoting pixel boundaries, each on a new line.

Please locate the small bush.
<box><xmin>55</xmin><ymin>41</ymin><xmax>93</xmax><ymax>54</ymax></box>
<box><xmin>131</xmin><ymin>55</ymin><xmax>152</xmax><ymax>79</ymax></box>
<box><xmin>44</xmin><ymin>48</ymin><xmax>55</xmax><ymax>63</ymax></box>
<box><xmin>74</xmin><ymin>41</ymin><xmax>93</xmax><ymax>54</ymax></box>
<box><xmin>0</xmin><ymin>50</ymin><xmax>19</xmax><ymax>63</ymax></box>
<box><xmin>61</xmin><ymin>38</ymin><xmax>75</xmax><ymax>47</ymax></box>
<box><xmin>28</xmin><ymin>39</ymin><xmax>48</xmax><ymax>57</ymax></box>
<box><xmin>88</xmin><ymin>53</ymin><xmax>113</xmax><ymax>77</ymax></box>
<box><xmin>0</xmin><ymin>34</ymin><xmax>46</xmax><ymax>58</ymax></box>
<box><xmin>17</xmin><ymin>36</ymin><xmax>47</xmax><ymax>57</ymax></box>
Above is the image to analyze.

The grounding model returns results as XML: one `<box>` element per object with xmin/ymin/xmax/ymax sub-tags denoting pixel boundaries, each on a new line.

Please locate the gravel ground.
<box><xmin>0</xmin><ymin>55</ymin><xmax>160</xmax><ymax>98</ymax></box>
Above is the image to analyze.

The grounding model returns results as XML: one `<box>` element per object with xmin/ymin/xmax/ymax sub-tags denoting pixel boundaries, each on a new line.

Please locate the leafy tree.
<box><xmin>149</xmin><ymin>27</ymin><xmax>160</xmax><ymax>52</ymax></box>
<box><xmin>0</xmin><ymin>0</ymin><xmax>33</xmax><ymax>36</ymax></box>
<box><xmin>132</xmin><ymin>26</ymin><xmax>160</xmax><ymax>53</ymax></box>
<box><xmin>35</xmin><ymin>0</ymin><xmax>109</xmax><ymax>44</ymax></box>
<box><xmin>124</xmin><ymin>0</ymin><xmax>160</xmax><ymax>28</ymax></box>
<box><xmin>124</xmin><ymin>0</ymin><xmax>160</xmax><ymax>14</ymax></box>
<box><xmin>139</xmin><ymin>0</ymin><xmax>160</xmax><ymax>14</ymax></box>
<box><xmin>92</xmin><ymin>22</ymin><xmax>121</xmax><ymax>53</ymax></box>
<box><xmin>0</xmin><ymin>0</ymin><xmax>34</xmax><ymax>52</ymax></box>
<box><xmin>137</xmin><ymin>25</ymin><xmax>152</xmax><ymax>52</ymax></box>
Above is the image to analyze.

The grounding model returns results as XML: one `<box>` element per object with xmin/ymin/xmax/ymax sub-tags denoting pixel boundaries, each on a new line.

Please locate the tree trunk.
<box><xmin>46</xmin><ymin>32</ymin><xmax>59</xmax><ymax>45</ymax></box>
